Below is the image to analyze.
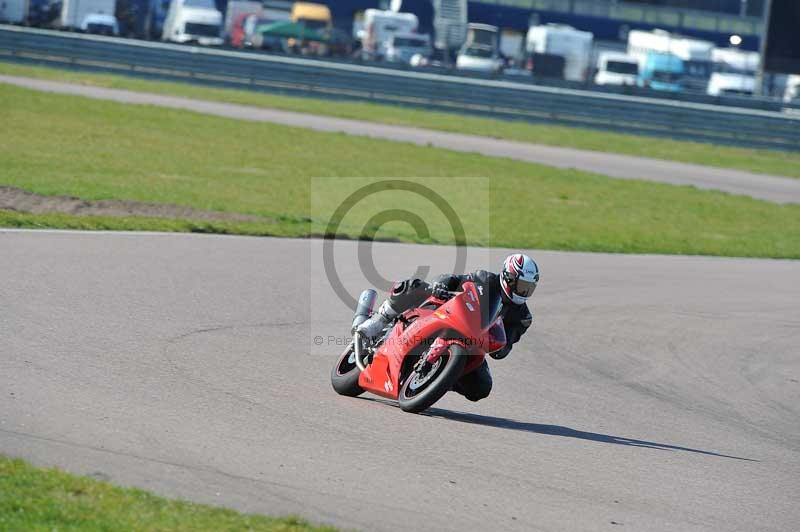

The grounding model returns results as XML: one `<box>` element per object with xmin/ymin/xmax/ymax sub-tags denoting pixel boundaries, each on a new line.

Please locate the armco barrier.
<box><xmin>1</xmin><ymin>25</ymin><xmax>799</xmax><ymax>151</ymax></box>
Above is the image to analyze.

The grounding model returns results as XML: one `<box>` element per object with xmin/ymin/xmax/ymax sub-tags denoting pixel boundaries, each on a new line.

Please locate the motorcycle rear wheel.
<box><xmin>398</xmin><ymin>344</ymin><xmax>467</xmax><ymax>413</ymax></box>
<box><xmin>330</xmin><ymin>343</ymin><xmax>364</xmax><ymax>397</ymax></box>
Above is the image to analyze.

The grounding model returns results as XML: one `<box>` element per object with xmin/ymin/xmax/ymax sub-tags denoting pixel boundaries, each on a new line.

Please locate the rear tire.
<box><xmin>398</xmin><ymin>344</ymin><xmax>468</xmax><ymax>413</ymax></box>
<box><xmin>331</xmin><ymin>344</ymin><xmax>364</xmax><ymax>397</ymax></box>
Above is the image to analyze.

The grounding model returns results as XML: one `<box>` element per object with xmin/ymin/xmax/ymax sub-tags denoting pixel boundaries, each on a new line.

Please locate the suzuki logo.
<box><xmin>384</xmin><ymin>380</ymin><xmax>394</xmax><ymax>393</ymax></box>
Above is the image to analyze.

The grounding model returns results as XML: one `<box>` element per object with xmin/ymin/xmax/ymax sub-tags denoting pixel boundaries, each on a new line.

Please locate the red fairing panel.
<box><xmin>357</xmin><ymin>282</ymin><xmax>492</xmax><ymax>398</ymax></box>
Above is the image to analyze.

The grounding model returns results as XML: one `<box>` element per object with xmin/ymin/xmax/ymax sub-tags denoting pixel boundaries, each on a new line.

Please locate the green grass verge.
<box><xmin>0</xmin><ymin>455</ymin><xmax>338</xmax><ymax>531</ymax></box>
<box><xmin>2</xmin><ymin>83</ymin><xmax>800</xmax><ymax>258</ymax></box>
<box><xmin>2</xmin><ymin>61</ymin><xmax>799</xmax><ymax>178</ymax></box>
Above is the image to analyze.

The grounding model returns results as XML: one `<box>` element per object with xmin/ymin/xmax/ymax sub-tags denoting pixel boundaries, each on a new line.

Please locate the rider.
<box><xmin>356</xmin><ymin>253</ymin><xmax>540</xmax><ymax>402</ymax></box>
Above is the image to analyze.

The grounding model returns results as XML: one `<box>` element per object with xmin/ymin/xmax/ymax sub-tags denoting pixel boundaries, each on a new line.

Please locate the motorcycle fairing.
<box><xmin>357</xmin><ymin>282</ymin><xmax>505</xmax><ymax>399</ymax></box>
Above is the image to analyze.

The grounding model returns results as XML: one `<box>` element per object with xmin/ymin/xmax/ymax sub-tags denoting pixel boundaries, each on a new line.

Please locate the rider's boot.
<box><xmin>356</xmin><ymin>300</ymin><xmax>397</xmax><ymax>341</ymax></box>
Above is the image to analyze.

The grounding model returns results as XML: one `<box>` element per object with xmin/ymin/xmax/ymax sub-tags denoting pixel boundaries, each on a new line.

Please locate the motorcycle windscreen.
<box><xmin>477</xmin><ymin>280</ymin><xmax>503</xmax><ymax>329</ymax></box>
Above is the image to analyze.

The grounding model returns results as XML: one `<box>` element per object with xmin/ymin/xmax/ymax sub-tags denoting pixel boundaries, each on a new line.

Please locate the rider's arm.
<box><xmin>491</xmin><ymin>304</ymin><xmax>533</xmax><ymax>360</ymax></box>
<box><xmin>430</xmin><ymin>273</ymin><xmax>469</xmax><ymax>292</ymax></box>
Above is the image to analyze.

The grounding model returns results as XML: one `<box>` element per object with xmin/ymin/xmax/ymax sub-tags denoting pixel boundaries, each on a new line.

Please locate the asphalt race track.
<box><xmin>1</xmin><ymin>229</ymin><xmax>799</xmax><ymax>531</ymax></box>
<box><xmin>3</xmin><ymin>74</ymin><xmax>800</xmax><ymax>205</ymax></box>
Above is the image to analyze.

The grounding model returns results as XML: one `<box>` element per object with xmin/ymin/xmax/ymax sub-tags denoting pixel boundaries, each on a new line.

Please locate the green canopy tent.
<box><xmin>252</xmin><ymin>20</ymin><xmax>328</xmax><ymax>42</ymax></box>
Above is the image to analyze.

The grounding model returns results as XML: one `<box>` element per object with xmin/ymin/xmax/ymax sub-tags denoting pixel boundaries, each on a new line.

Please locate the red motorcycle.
<box><xmin>331</xmin><ymin>281</ymin><xmax>507</xmax><ymax>413</ymax></box>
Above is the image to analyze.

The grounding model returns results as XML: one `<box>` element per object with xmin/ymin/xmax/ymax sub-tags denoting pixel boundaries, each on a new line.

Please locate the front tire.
<box><xmin>398</xmin><ymin>344</ymin><xmax>468</xmax><ymax>413</ymax></box>
<box><xmin>331</xmin><ymin>344</ymin><xmax>364</xmax><ymax>397</ymax></box>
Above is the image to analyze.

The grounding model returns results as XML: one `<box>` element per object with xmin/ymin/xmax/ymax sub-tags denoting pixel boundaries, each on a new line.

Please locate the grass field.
<box><xmin>2</xmin><ymin>83</ymin><xmax>800</xmax><ymax>258</ymax></box>
<box><xmin>0</xmin><ymin>455</ymin><xmax>338</xmax><ymax>531</ymax></box>
<box><xmin>2</xmin><ymin>61</ymin><xmax>800</xmax><ymax>179</ymax></box>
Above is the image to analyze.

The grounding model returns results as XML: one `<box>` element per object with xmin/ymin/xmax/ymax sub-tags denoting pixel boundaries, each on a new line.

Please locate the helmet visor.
<box><xmin>514</xmin><ymin>278</ymin><xmax>538</xmax><ymax>298</ymax></box>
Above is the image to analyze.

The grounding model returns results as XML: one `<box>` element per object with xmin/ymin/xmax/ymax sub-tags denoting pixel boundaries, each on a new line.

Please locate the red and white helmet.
<box><xmin>501</xmin><ymin>253</ymin><xmax>540</xmax><ymax>305</ymax></box>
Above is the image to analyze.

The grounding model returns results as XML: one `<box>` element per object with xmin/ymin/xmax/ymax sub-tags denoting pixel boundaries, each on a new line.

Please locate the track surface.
<box><xmin>3</xmin><ymin>74</ymin><xmax>800</xmax><ymax>204</ymax></box>
<box><xmin>2</xmin><ymin>230</ymin><xmax>799</xmax><ymax>531</ymax></box>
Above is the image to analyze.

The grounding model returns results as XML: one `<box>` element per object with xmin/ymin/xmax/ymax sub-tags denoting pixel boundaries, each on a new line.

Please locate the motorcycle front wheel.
<box><xmin>398</xmin><ymin>344</ymin><xmax>467</xmax><ymax>413</ymax></box>
<box><xmin>330</xmin><ymin>343</ymin><xmax>364</xmax><ymax>397</ymax></box>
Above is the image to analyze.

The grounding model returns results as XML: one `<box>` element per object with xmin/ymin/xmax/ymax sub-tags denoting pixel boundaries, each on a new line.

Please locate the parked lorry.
<box><xmin>385</xmin><ymin>32</ymin><xmax>431</xmax><ymax>64</ymax></box>
<box><xmin>290</xmin><ymin>2</ymin><xmax>330</xmax><ymax>32</ymax></box>
<box><xmin>525</xmin><ymin>24</ymin><xmax>593</xmax><ymax>82</ymax></box>
<box><xmin>286</xmin><ymin>1</ymin><xmax>330</xmax><ymax>54</ymax></box>
<box><xmin>628</xmin><ymin>29</ymin><xmax>714</xmax><ymax>92</ymax></box>
<box><xmin>594</xmin><ymin>51</ymin><xmax>639</xmax><ymax>86</ymax></box>
<box><xmin>637</xmin><ymin>52</ymin><xmax>684</xmax><ymax>92</ymax></box>
<box><xmin>361</xmin><ymin>8</ymin><xmax>419</xmax><ymax>60</ymax></box>
<box><xmin>80</xmin><ymin>12</ymin><xmax>119</xmax><ymax>34</ymax></box>
<box><xmin>162</xmin><ymin>0</ymin><xmax>222</xmax><ymax>45</ymax></box>
<box><xmin>706</xmin><ymin>47</ymin><xmax>758</xmax><ymax>96</ymax></box>
<box><xmin>0</xmin><ymin>0</ymin><xmax>27</xmax><ymax>23</ymax></box>
<box><xmin>59</xmin><ymin>0</ymin><xmax>116</xmax><ymax>29</ymax></box>
<box><xmin>456</xmin><ymin>23</ymin><xmax>502</xmax><ymax>74</ymax></box>
<box><xmin>222</xmin><ymin>0</ymin><xmax>261</xmax><ymax>43</ymax></box>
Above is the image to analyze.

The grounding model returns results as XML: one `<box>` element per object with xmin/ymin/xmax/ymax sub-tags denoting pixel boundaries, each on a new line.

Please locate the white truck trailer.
<box><xmin>162</xmin><ymin>0</ymin><xmax>223</xmax><ymax>46</ymax></box>
<box><xmin>707</xmin><ymin>47</ymin><xmax>759</xmax><ymax>96</ymax></box>
<box><xmin>361</xmin><ymin>8</ymin><xmax>419</xmax><ymax>60</ymax></box>
<box><xmin>59</xmin><ymin>0</ymin><xmax>116</xmax><ymax>29</ymax></box>
<box><xmin>525</xmin><ymin>24</ymin><xmax>593</xmax><ymax>82</ymax></box>
<box><xmin>627</xmin><ymin>29</ymin><xmax>715</xmax><ymax>91</ymax></box>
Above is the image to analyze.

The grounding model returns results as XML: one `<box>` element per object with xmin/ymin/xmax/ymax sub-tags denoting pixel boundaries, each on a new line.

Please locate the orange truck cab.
<box><xmin>288</xmin><ymin>2</ymin><xmax>332</xmax><ymax>54</ymax></box>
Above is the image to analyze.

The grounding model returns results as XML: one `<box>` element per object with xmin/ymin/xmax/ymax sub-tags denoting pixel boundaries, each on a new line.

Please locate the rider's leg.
<box><xmin>453</xmin><ymin>360</ymin><xmax>493</xmax><ymax>402</ymax></box>
<box><xmin>356</xmin><ymin>278</ymin><xmax>431</xmax><ymax>339</ymax></box>
<box><xmin>355</xmin><ymin>299</ymin><xmax>397</xmax><ymax>339</ymax></box>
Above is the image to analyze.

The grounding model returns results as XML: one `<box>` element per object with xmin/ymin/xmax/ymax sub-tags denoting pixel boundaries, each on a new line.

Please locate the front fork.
<box><xmin>414</xmin><ymin>337</ymin><xmax>463</xmax><ymax>374</ymax></box>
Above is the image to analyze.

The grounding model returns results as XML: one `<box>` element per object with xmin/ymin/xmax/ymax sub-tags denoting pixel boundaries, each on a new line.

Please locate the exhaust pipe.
<box><xmin>351</xmin><ymin>289</ymin><xmax>377</xmax><ymax>333</ymax></box>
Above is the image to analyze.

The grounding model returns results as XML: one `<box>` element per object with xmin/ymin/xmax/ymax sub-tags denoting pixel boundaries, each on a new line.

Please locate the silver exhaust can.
<box><xmin>351</xmin><ymin>289</ymin><xmax>377</xmax><ymax>333</ymax></box>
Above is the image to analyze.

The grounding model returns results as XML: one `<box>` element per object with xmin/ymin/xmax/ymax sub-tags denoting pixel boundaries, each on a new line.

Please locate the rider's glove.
<box><xmin>430</xmin><ymin>282</ymin><xmax>451</xmax><ymax>300</ymax></box>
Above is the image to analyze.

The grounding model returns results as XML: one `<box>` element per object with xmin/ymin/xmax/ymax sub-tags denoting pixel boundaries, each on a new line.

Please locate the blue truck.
<box><xmin>637</xmin><ymin>52</ymin><xmax>685</xmax><ymax>93</ymax></box>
